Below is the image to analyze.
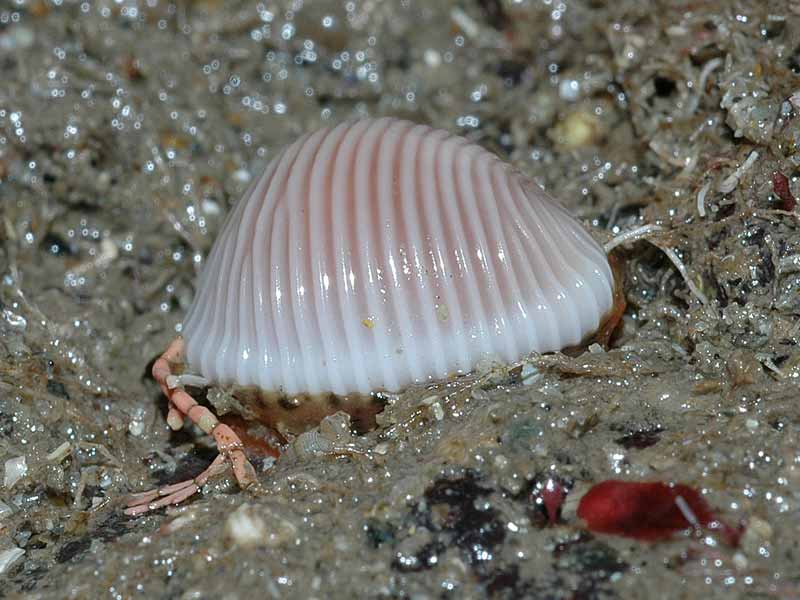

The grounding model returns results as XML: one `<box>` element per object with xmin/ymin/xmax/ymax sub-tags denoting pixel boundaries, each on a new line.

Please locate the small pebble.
<box><xmin>232</xmin><ymin>169</ymin><xmax>251</xmax><ymax>184</ymax></box>
<box><xmin>430</xmin><ymin>401</ymin><xmax>444</xmax><ymax>421</ymax></box>
<box><xmin>558</xmin><ymin>78</ymin><xmax>581</xmax><ymax>101</ymax></box>
<box><xmin>732</xmin><ymin>551</ymin><xmax>748</xmax><ymax>570</ymax></box>
<box><xmin>420</xmin><ymin>395</ymin><xmax>439</xmax><ymax>406</ymax></box>
<box><xmin>550</xmin><ymin>111</ymin><xmax>602</xmax><ymax>149</ymax></box>
<box><xmin>128</xmin><ymin>420</ymin><xmax>145</xmax><ymax>437</ymax></box>
<box><xmin>424</xmin><ymin>49</ymin><xmax>441</xmax><ymax>67</ymax></box>
<box><xmin>0</xmin><ymin>26</ymin><xmax>34</xmax><ymax>50</ymax></box>
<box><xmin>202</xmin><ymin>199</ymin><xmax>222</xmax><ymax>215</ymax></box>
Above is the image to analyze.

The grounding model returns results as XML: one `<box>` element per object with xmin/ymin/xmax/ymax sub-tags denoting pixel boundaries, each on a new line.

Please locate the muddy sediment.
<box><xmin>1</xmin><ymin>1</ymin><xmax>798</xmax><ymax>598</ymax></box>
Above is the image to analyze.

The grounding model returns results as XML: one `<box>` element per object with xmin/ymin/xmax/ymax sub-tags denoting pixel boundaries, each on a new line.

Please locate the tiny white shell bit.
<box><xmin>182</xmin><ymin>117</ymin><xmax>615</xmax><ymax>396</ymax></box>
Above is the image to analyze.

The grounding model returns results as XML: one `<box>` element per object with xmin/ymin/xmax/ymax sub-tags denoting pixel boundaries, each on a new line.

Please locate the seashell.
<box><xmin>181</xmin><ymin>117</ymin><xmax>615</xmax><ymax>397</ymax></box>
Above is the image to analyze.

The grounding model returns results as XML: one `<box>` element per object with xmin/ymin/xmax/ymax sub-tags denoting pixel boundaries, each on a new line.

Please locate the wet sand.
<box><xmin>0</xmin><ymin>1</ymin><xmax>798</xmax><ymax>598</ymax></box>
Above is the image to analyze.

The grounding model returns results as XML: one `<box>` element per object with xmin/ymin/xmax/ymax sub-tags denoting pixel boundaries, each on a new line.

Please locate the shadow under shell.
<box><xmin>202</xmin><ymin>385</ymin><xmax>391</xmax><ymax>438</ymax></box>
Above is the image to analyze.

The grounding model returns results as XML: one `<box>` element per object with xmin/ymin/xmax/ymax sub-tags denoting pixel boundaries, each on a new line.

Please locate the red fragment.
<box><xmin>540</xmin><ymin>478</ymin><xmax>567</xmax><ymax>525</ymax></box>
<box><xmin>577</xmin><ymin>480</ymin><xmax>725</xmax><ymax>542</ymax></box>
<box><xmin>772</xmin><ymin>171</ymin><xmax>796</xmax><ymax>211</ymax></box>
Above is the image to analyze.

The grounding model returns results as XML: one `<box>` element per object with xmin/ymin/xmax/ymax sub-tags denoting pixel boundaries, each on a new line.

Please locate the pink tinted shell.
<box><xmin>181</xmin><ymin>117</ymin><xmax>614</xmax><ymax>396</ymax></box>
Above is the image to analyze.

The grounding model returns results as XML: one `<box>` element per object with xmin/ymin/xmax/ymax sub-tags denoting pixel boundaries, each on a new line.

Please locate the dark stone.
<box><xmin>46</xmin><ymin>380</ymin><xmax>70</xmax><ymax>400</ymax></box>
<box><xmin>653</xmin><ymin>76</ymin><xmax>677</xmax><ymax>97</ymax></box>
<box><xmin>55</xmin><ymin>539</ymin><xmax>91</xmax><ymax>564</ymax></box>
<box><xmin>614</xmin><ymin>427</ymin><xmax>664</xmax><ymax>449</ymax></box>
<box><xmin>41</xmin><ymin>233</ymin><xmax>74</xmax><ymax>257</ymax></box>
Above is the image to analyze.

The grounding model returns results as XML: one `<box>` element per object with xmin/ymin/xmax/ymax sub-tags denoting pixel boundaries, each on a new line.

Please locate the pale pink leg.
<box><xmin>125</xmin><ymin>337</ymin><xmax>257</xmax><ymax>516</ymax></box>
<box><xmin>152</xmin><ymin>336</ymin><xmax>186</xmax><ymax>431</ymax></box>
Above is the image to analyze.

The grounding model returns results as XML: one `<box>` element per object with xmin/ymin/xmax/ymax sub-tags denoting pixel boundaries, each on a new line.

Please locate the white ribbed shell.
<box><xmin>182</xmin><ymin>117</ymin><xmax>614</xmax><ymax>396</ymax></box>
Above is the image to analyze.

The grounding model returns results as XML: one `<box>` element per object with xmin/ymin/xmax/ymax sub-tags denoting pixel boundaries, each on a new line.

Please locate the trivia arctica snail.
<box><xmin>126</xmin><ymin>117</ymin><xmax>621</xmax><ymax>515</ymax></box>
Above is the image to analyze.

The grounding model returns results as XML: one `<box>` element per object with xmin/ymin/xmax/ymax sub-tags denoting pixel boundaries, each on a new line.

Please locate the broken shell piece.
<box><xmin>225</xmin><ymin>504</ymin><xmax>268</xmax><ymax>548</ymax></box>
<box><xmin>0</xmin><ymin>547</ymin><xmax>24</xmax><ymax>576</ymax></box>
<box><xmin>46</xmin><ymin>442</ymin><xmax>72</xmax><ymax>463</ymax></box>
<box><xmin>166</xmin><ymin>373</ymin><xmax>210</xmax><ymax>390</ymax></box>
<box><xmin>225</xmin><ymin>504</ymin><xmax>298</xmax><ymax>548</ymax></box>
<box><xmin>3</xmin><ymin>456</ymin><xmax>27</xmax><ymax>489</ymax></box>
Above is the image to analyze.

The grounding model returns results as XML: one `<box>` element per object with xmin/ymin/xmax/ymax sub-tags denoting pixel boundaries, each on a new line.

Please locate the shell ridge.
<box><xmin>379</xmin><ymin>120</ymin><xmax>422</xmax><ymax>387</ymax></box>
<box><xmin>534</xmin><ymin>195</ymin><xmax>604</xmax><ymax>331</ymax></box>
<box><xmin>542</xmin><ymin>197</ymin><xmax>614</xmax><ymax>312</ymax></box>
<box><xmin>371</xmin><ymin>119</ymin><xmax>400</xmax><ymax>390</ymax></box>
<box><xmin>548</xmin><ymin>196</ymin><xmax>606</xmax><ymax>258</ymax></box>
<box><xmin>220</xmin><ymin>161</ymin><xmax>275</xmax><ymax>383</ymax></box>
<box><xmin>300</xmin><ymin>126</ymin><xmax>341</xmax><ymax>392</ymax></box>
<box><xmin>475</xmin><ymin>155</ymin><xmax>535</xmax><ymax>355</ymax></box>
<box><xmin>206</xmin><ymin>210</ymin><xmax>241</xmax><ymax>382</ymax></box>
<box><xmin>406</xmin><ymin>124</ymin><xmax>448</xmax><ymax>380</ymax></box>
<box><xmin>204</xmin><ymin>182</ymin><xmax>256</xmax><ymax>382</ymax></box>
<box><xmin>508</xmin><ymin>175</ymin><xmax>580</xmax><ymax>346</ymax></box>
<box><xmin>253</xmin><ymin>141</ymin><xmax>307</xmax><ymax>389</ymax></box>
<box><xmin>436</xmin><ymin>130</ymin><xmax>476</xmax><ymax>371</ymax></box>
<box><xmin>230</xmin><ymin>156</ymin><xmax>281</xmax><ymax>385</ymax></box>
<box><xmin>511</xmin><ymin>178</ymin><xmax>585</xmax><ymax>343</ymax></box>
<box><xmin>394</xmin><ymin>123</ymin><xmax>432</xmax><ymax>381</ymax></box>
<box><xmin>332</xmin><ymin>120</ymin><xmax>372</xmax><ymax>394</ymax></box>
<box><xmin>269</xmin><ymin>133</ymin><xmax>316</xmax><ymax>393</ymax></box>
<box><xmin>379</xmin><ymin>120</ymin><xmax>421</xmax><ymax>383</ymax></box>
<box><xmin>287</xmin><ymin>127</ymin><xmax>333</xmax><ymax>394</ymax></box>
<box><xmin>185</xmin><ymin>168</ymin><xmax>260</xmax><ymax>374</ymax></box>
<box><xmin>271</xmin><ymin>204</ymin><xmax>293</xmax><ymax>392</ymax></box>
<box><xmin>507</xmin><ymin>173</ymin><xmax>581</xmax><ymax>345</ymax></box>
<box><xmin>378</xmin><ymin>118</ymin><xmax>415</xmax><ymax>388</ymax></box>
<box><xmin>357</xmin><ymin>118</ymin><xmax>399</xmax><ymax>391</ymax></box>
<box><xmin>513</xmin><ymin>182</ymin><xmax>593</xmax><ymax>338</ymax></box>
<box><xmin>491</xmin><ymin>163</ymin><xmax>558</xmax><ymax>350</ymax></box>
<box><xmin>448</xmin><ymin>141</ymin><xmax>495</xmax><ymax>358</ymax></box>
<box><xmin>425</xmin><ymin>129</ymin><xmax>470</xmax><ymax>373</ymax></box>
<box><xmin>249</xmin><ymin>145</ymin><xmax>294</xmax><ymax>389</ymax></box>
<box><xmin>536</xmin><ymin>186</ymin><xmax>611</xmax><ymax>283</ymax></box>
<box><xmin>460</xmin><ymin>146</ymin><xmax>517</xmax><ymax>362</ymax></box>
<box><xmin>309</xmin><ymin>122</ymin><xmax>351</xmax><ymax>394</ymax></box>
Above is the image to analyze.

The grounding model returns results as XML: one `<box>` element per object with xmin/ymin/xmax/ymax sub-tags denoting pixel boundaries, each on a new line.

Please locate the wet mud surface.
<box><xmin>1</xmin><ymin>0</ymin><xmax>799</xmax><ymax>598</ymax></box>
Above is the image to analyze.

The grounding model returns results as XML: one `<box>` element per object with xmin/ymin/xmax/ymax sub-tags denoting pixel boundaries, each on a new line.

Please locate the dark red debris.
<box><xmin>576</xmin><ymin>480</ymin><xmax>740</xmax><ymax>544</ymax></box>
<box><xmin>541</xmin><ymin>478</ymin><xmax>567</xmax><ymax>525</ymax></box>
<box><xmin>772</xmin><ymin>171</ymin><xmax>796</xmax><ymax>211</ymax></box>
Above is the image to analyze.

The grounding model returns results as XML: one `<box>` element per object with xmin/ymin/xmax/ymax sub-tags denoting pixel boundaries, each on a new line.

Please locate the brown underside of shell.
<box><xmin>213</xmin><ymin>386</ymin><xmax>390</xmax><ymax>438</ymax></box>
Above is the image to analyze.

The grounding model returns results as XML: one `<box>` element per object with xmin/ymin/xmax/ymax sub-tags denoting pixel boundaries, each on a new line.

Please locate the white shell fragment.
<box><xmin>225</xmin><ymin>504</ymin><xmax>268</xmax><ymax>548</ymax></box>
<box><xmin>224</xmin><ymin>504</ymin><xmax>298</xmax><ymax>548</ymax></box>
<box><xmin>182</xmin><ymin>117</ymin><xmax>614</xmax><ymax>396</ymax></box>
<box><xmin>0</xmin><ymin>547</ymin><xmax>25</xmax><ymax>576</ymax></box>
<box><xmin>3</xmin><ymin>456</ymin><xmax>27</xmax><ymax>489</ymax></box>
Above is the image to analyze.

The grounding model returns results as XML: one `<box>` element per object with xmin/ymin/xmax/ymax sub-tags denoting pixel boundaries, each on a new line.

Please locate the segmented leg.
<box><xmin>125</xmin><ymin>336</ymin><xmax>257</xmax><ymax>516</ymax></box>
